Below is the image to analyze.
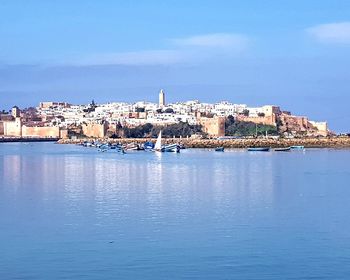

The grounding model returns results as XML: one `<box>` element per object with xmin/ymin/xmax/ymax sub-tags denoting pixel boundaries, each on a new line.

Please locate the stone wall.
<box><xmin>60</xmin><ymin>129</ymin><xmax>69</xmax><ymax>139</ymax></box>
<box><xmin>2</xmin><ymin>118</ymin><xmax>22</xmax><ymax>136</ymax></box>
<box><xmin>22</xmin><ymin>126</ymin><xmax>61</xmax><ymax>138</ymax></box>
<box><xmin>279</xmin><ymin>113</ymin><xmax>309</xmax><ymax>134</ymax></box>
<box><xmin>199</xmin><ymin>117</ymin><xmax>225</xmax><ymax>137</ymax></box>
<box><xmin>309</xmin><ymin>121</ymin><xmax>328</xmax><ymax>136</ymax></box>
<box><xmin>236</xmin><ymin>114</ymin><xmax>277</xmax><ymax>126</ymax></box>
<box><xmin>82</xmin><ymin>123</ymin><xmax>107</xmax><ymax>138</ymax></box>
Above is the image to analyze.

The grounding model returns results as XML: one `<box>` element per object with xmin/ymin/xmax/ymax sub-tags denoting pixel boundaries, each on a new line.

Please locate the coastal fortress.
<box><xmin>0</xmin><ymin>90</ymin><xmax>331</xmax><ymax>140</ymax></box>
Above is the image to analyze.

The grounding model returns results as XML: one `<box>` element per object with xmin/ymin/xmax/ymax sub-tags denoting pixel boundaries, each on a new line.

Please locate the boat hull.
<box><xmin>274</xmin><ymin>147</ymin><xmax>291</xmax><ymax>152</ymax></box>
<box><xmin>162</xmin><ymin>144</ymin><xmax>180</xmax><ymax>153</ymax></box>
<box><xmin>290</xmin><ymin>145</ymin><xmax>305</xmax><ymax>150</ymax></box>
<box><xmin>247</xmin><ymin>147</ymin><xmax>270</xmax><ymax>152</ymax></box>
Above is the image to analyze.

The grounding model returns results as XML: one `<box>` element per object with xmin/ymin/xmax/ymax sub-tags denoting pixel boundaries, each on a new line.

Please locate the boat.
<box><xmin>154</xmin><ymin>131</ymin><xmax>163</xmax><ymax>152</ymax></box>
<box><xmin>153</xmin><ymin>131</ymin><xmax>180</xmax><ymax>153</ymax></box>
<box><xmin>98</xmin><ymin>143</ymin><xmax>110</xmax><ymax>152</ymax></box>
<box><xmin>215</xmin><ymin>147</ymin><xmax>225</xmax><ymax>152</ymax></box>
<box><xmin>162</xmin><ymin>143</ymin><xmax>180</xmax><ymax>153</ymax></box>
<box><xmin>274</xmin><ymin>147</ymin><xmax>291</xmax><ymax>152</ymax></box>
<box><xmin>93</xmin><ymin>141</ymin><xmax>103</xmax><ymax>148</ymax></box>
<box><xmin>83</xmin><ymin>141</ymin><xmax>94</xmax><ymax>147</ymax></box>
<box><xmin>144</xmin><ymin>141</ymin><xmax>155</xmax><ymax>151</ymax></box>
<box><xmin>179</xmin><ymin>144</ymin><xmax>186</xmax><ymax>149</ymax></box>
<box><xmin>290</xmin><ymin>145</ymin><xmax>305</xmax><ymax>150</ymax></box>
<box><xmin>125</xmin><ymin>143</ymin><xmax>141</xmax><ymax>151</ymax></box>
<box><xmin>247</xmin><ymin>147</ymin><xmax>270</xmax><ymax>152</ymax></box>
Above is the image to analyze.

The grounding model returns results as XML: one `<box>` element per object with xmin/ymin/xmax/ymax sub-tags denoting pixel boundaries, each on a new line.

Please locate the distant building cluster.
<box><xmin>0</xmin><ymin>90</ymin><xmax>329</xmax><ymax>138</ymax></box>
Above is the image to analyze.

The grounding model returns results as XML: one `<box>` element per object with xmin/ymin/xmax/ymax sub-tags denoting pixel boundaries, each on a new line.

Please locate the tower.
<box><xmin>11</xmin><ymin>106</ymin><xmax>20</xmax><ymax>118</ymax></box>
<box><xmin>159</xmin><ymin>89</ymin><xmax>165</xmax><ymax>107</ymax></box>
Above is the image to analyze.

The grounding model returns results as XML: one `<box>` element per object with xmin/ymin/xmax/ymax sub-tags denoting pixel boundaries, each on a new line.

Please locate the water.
<box><xmin>1</xmin><ymin>142</ymin><xmax>350</xmax><ymax>279</ymax></box>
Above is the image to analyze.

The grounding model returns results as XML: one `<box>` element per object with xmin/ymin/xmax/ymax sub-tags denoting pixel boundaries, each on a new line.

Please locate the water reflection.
<box><xmin>2</xmin><ymin>144</ymin><xmax>350</xmax><ymax>279</ymax></box>
<box><xmin>0</xmin><ymin>146</ymin><xmax>278</xmax><ymax>219</ymax></box>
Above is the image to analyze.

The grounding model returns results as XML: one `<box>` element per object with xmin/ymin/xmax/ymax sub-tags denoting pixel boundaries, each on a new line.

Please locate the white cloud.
<box><xmin>73</xmin><ymin>33</ymin><xmax>249</xmax><ymax>66</ymax></box>
<box><xmin>171</xmin><ymin>33</ymin><xmax>249</xmax><ymax>50</ymax></box>
<box><xmin>307</xmin><ymin>22</ymin><xmax>350</xmax><ymax>44</ymax></box>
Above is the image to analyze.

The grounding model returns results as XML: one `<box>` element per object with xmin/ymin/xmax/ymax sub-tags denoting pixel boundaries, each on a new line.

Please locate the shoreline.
<box><xmin>0</xmin><ymin>137</ymin><xmax>59</xmax><ymax>143</ymax></box>
<box><xmin>57</xmin><ymin>137</ymin><xmax>350</xmax><ymax>148</ymax></box>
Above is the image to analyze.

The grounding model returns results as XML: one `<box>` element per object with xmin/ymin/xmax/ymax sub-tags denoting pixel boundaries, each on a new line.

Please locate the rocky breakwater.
<box><xmin>57</xmin><ymin>136</ymin><xmax>350</xmax><ymax>148</ymax></box>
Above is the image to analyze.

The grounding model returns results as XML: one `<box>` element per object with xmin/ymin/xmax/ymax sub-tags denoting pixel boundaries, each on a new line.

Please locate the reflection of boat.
<box><xmin>247</xmin><ymin>147</ymin><xmax>270</xmax><ymax>152</ymax></box>
<box><xmin>215</xmin><ymin>147</ymin><xmax>224</xmax><ymax>152</ymax></box>
<box><xmin>290</xmin><ymin>145</ymin><xmax>305</xmax><ymax>150</ymax></box>
<box><xmin>274</xmin><ymin>147</ymin><xmax>291</xmax><ymax>152</ymax></box>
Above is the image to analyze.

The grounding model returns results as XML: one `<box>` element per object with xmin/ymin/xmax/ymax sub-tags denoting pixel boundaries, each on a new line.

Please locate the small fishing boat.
<box><xmin>215</xmin><ymin>147</ymin><xmax>225</xmax><ymax>152</ymax></box>
<box><xmin>163</xmin><ymin>144</ymin><xmax>180</xmax><ymax>153</ymax></box>
<box><xmin>247</xmin><ymin>147</ymin><xmax>270</xmax><ymax>152</ymax></box>
<box><xmin>125</xmin><ymin>143</ymin><xmax>141</xmax><ymax>151</ymax></box>
<box><xmin>144</xmin><ymin>141</ymin><xmax>155</xmax><ymax>151</ymax></box>
<box><xmin>290</xmin><ymin>145</ymin><xmax>305</xmax><ymax>150</ymax></box>
<box><xmin>179</xmin><ymin>144</ymin><xmax>186</xmax><ymax>149</ymax></box>
<box><xmin>98</xmin><ymin>144</ymin><xmax>110</xmax><ymax>152</ymax></box>
<box><xmin>83</xmin><ymin>141</ymin><xmax>94</xmax><ymax>147</ymax></box>
<box><xmin>274</xmin><ymin>147</ymin><xmax>291</xmax><ymax>152</ymax></box>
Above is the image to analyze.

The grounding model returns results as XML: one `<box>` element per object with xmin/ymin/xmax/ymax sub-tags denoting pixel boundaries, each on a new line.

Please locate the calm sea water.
<box><xmin>1</xmin><ymin>142</ymin><xmax>350</xmax><ymax>280</ymax></box>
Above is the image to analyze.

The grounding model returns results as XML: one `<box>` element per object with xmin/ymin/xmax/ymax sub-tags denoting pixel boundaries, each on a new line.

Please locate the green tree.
<box><xmin>122</xmin><ymin>123</ymin><xmax>154</xmax><ymax>138</ymax></box>
<box><xmin>225</xmin><ymin>117</ymin><xmax>278</xmax><ymax>137</ymax></box>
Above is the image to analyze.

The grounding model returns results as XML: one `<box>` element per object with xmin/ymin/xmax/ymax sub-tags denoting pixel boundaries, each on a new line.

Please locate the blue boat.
<box><xmin>143</xmin><ymin>141</ymin><xmax>155</xmax><ymax>151</ymax></box>
<box><xmin>247</xmin><ymin>147</ymin><xmax>270</xmax><ymax>152</ymax></box>
<box><xmin>290</xmin><ymin>145</ymin><xmax>305</xmax><ymax>150</ymax></box>
<box><xmin>215</xmin><ymin>147</ymin><xmax>225</xmax><ymax>152</ymax></box>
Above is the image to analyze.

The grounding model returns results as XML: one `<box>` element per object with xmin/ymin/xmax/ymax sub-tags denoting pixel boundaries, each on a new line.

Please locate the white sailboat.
<box><xmin>154</xmin><ymin>130</ymin><xmax>163</xmax><ymax>151</ymax></box>
<box><xmin>153</xmin><ymin>130</ymin><xmax>180</xmax><ymax>153</ymax></box>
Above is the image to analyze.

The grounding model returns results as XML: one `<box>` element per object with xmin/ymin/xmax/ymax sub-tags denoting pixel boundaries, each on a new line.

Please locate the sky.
<box><xmin>0</xmin><ymin>0</ymin><xmax>349</xmax><ymax>132</ymax></box>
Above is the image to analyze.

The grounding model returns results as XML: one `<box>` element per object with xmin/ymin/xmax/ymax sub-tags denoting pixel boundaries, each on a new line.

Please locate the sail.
<box><xmin>154</xmin><ymin>130</ymin><xmax>162</xmax><ymax>150</ymax></box>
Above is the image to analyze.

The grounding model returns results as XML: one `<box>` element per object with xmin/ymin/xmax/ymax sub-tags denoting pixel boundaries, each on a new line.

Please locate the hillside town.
<box><xmin>0</xmin><ymin>90</ymin><xmax>330</xmax><ymax>139</ymax></box>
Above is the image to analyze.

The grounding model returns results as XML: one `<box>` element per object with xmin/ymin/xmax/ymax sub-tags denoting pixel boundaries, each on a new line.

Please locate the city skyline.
<box><xmin>1</xmin><ymin>1</ymin><xmax>350</xmax><ymax>132</ymax></box>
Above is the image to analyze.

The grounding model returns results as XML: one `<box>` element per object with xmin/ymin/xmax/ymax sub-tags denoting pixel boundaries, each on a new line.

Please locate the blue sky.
<box><xmin>0</xmin><ymin>0</ymin><xmax>350</xmax><ymax>131</ymax></box>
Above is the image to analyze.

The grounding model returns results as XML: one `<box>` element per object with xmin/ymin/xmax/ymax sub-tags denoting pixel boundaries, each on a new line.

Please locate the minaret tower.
<box><xmin>159</xmin><ymin>89</ymin><xmax>165</xmax><ymax>107</ymax></box>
